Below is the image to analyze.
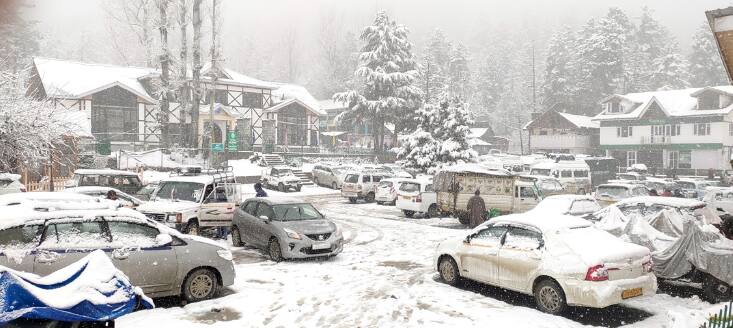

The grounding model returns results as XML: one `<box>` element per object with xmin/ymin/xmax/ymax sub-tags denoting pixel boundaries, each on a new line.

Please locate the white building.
<box><xmin>594</xmin><ymin>86</ymin><xmax>733</xmax><ymax>174</ymax></box>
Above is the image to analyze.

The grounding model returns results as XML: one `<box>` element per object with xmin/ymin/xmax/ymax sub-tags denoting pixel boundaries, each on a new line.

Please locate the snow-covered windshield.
<box><xmin>0</xmin><ymin>224</ymin><xmax>42</xmax><ymax>250</ymax></box>
<box><xmin>597</xmin><ymin>186</ymin><xmax>630</xmax><ymax>198</ymax></box>
<box><xmin>272</xmin><ymin>204</ymin><xmax>323</xmax><ymax>221</ymax></box>
<box><xmin>344</xmin><ymin>174</ymin><xmax>359</xmax><ymax>183</ymax></box>
<box><xmin>378</xmin><ymin>181</ymin><xmax>393</xmax><ymax>188</ymax></box>
<box><xmin>533</xmin><ymin>198</ymin><xmax>571</xmax><ymax>213</ymax></box>
<box><xmin>530</xmin><ymin>168</ymin><xmax>551</xmax><ymax>176</ymax></box>
<box><xmin>155</xmin><ymin>181</ymin><xmax>204</xmax><ymax>202</ymax></box>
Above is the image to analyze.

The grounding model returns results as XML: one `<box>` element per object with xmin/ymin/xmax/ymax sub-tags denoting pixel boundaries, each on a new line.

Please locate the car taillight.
<box><xmin>415</xmin><ymin>195</ymin><xmax>422</xmax><ymax>202</ymax></box>
<box><xmin>585</xmin><ymin>264</ymin><xmax>609</xmax><ymax>281</ymax></box>
<box><xmin>643</xmin><ymin>259</ymin><xmax>653</xmax><ymax>273</ymax></box>
<box><xmin>20</xmin><ymin>186</ymin><xmax>26</xmax><ymax>192</ymax></box>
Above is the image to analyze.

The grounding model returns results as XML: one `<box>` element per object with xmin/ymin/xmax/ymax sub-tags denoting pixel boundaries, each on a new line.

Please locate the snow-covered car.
<box><xmin>434</xmin><ymin>214</ymin><xmax>656</xmax><ymax>314</ymax></box>
<box><xmin>341</xmin><ymin>171</ymin><xmax>388</xmax><ymax>203</ymax></box>
<box><xmin>0</xmin><ymin>202</ymin><xmax>235</xmax><ymax>302</ymax></box>
<box><xmin>312</xmin><ymin>164</ymin><xmax>348</xmax><ymax>189</ymax></box>
<box><xmin>642</xmin><ymin>177</ymin><xmax>676</xmax><ymax>193</ymax></box>
<box><xmin>136</xmin><ymin>175</ymin><xmax>241</xmax><ymax>235</ymax></box>
<box><xmin>0</xmin><ymin>173</ymin><xmax>25</xmax><ymax>195</ymax></box>
<box><xmin>63</xmin><ymin>186</ymin><xmax>144</xmax><ymax>209</ymax></box>
<box><xmin>375</xmin><ymin>178</ymin><xmax>411</xmax><ymax>205</ymax></box>
<box><xmin>594</xmin><ymin>183</ymin><xmax>650</xmax><ymax>207</ymax></box>
<box><xmin>0</xmin><ymin>191</ymin><xmax>112</xmax><ymax>207</ymax></box>
<box><xmin>529</xmin><ymin>195</ymin><xmax>602</xmax><ymax>217</ymax></box>
<box><xmin>521</xmin><ymin>175</ymin><xmax>566</xmax><ymax>197</ymax></box>
<box><xmin>135</xmin><ymin>182</ymin><xmax>159</xmax><ymax>201</ymax></box>
<box><xmin>65</xmin><ymin>169</ymin><xmax>143</xmax><ymax>195</ymax></box>
<box><xmin>262</xmin><ymin>166</ymin><xmax>303</xmax><ymax>192</ymax></box>
<box><xmin>231</xmin><ymin>197</ymin><xmax>343</xmax><ymax>261</ymax></box>
<box><xmin>675</xmin><ymin>179</ymin><xmax>711</xmax><ymax>199</ymax></box>
<box><xmin>395</xmin><ymin>178</ymin><xmax>438</xmax><ymax>218</ymax></box>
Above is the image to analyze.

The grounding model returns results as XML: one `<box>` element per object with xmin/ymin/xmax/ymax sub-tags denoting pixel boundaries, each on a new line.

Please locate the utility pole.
<box><xmin>208</xmin><ymin>0</ymin><xmax>218</xmax><ymax>168</ymax></box>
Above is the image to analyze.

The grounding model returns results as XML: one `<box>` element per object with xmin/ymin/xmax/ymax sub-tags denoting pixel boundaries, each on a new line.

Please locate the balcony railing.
<box><xmin>640</xmin><ymin>136</ymin><xmax>672</xmax><ymax>144</ymax></box>
<box><xmin>531</xmin><ymin>134</ymin><xmax>592</xmax><ymax>149</ymax></box>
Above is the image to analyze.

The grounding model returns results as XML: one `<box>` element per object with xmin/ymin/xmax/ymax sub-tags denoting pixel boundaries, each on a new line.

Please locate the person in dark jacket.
<box><xmin>254</xmin><ymin>182</ymin><xmax>267</xmax><ymax>197</ymax></box>
<box><xmin>466</xmin><ymin>189</ymin><xmax>487</xmax><ymax>228</ymax></box>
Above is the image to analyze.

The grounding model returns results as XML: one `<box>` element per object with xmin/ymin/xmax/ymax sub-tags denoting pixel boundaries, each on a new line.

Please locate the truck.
<box><xmin>433</xmin><ymin>164</ymin><xmax>542</xmax><ymax>225</ymax></box>
<box><xmin>136</xmin><ymin>167</ymin><xmax>241</xmax><ymax>235</ymax></box>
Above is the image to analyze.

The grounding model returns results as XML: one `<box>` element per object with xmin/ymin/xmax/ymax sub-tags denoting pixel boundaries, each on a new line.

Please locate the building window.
<box><xmin>679</xmin><ymin>150</ymin><xmax>692</xmax><ymax>169</ymax></box>
<box><xmin>605</xmin><ymin>102</ymin><xmax>621</xmax><ymax>113</ymax></box>
<box><xmin>667</xmin><ymin>151</ymin><xmax>679</xmax><ymax>169</ymax></box>
<box><xmin>626</xmin><ymin>151</ymin><xmax>637</xmax><ymax>167</ymax></box>
<box><xmin>617</xmin><ymin>126</ymin><xmax>633</xmax><ymax>138</ymax></box>
<box><xmin>694</xmin><ymin>123</ymin><xmax>711</xmax><ymax>136</ymax></box>
<box><xmin>539</xmin><ymin>130</ymin><xmax>547</xmax><ymax>136</ymax></box>
<box><xmin>729</xmin><ymin>123</ymin><xmax>733</xmax><ymax>136</ymax></box>
<box><xmin>242</xmin><ymin>92</ymin><xmax>263</xmax><ymax>108</ymax></box>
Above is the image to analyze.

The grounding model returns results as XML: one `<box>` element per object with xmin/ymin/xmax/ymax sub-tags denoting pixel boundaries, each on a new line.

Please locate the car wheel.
<box><xmin>332</xmin><ymin>182</ymin><xmax>338</xmax><ymax>190</ymax></box>
<box><xmin>278</xmin><ymin>183</ymin><xmax>286</xmax><ymax>192</ymax></box>
<box><xmin>186</xmin><ymin>220</ymin><xmax>200</xmax><ymax>236</ymax></box>
<box><xmin>703</xmin><ymin>274</ymin><xmax>732</xmax><ymax>303</ymax></box>
<box><xmin>365</xmin><ymin>192</ymin><xmax>375</xmax><ymax>203</ymax></box>
<box><xmin>313</xmin><ymin>177</ymin><xmax>319</xmax><ymax>186</ymax></box>
<box><xmin>403</xmin><ymin>210</ymin><xmax>415</xmax><ymax>218</ymax></box>
<box><xmin>457</xmin><ymin>213</ymin><xmax>469</xmax><ymax>225</ymax></box>
<box><xmin>268</xmin><ymin>237</ymin><xmax>284</xmax><ymax>262</ymax></box>
<box><xmin>296</xmin><ymin>186</ymin><xmax>302</xmax><ymax>192</ymax></box>
<box><xmin>182</xmin><ymin>268</ymin><xmax>218</xmax><ymax>302</ymax></box>
<box><xmin>438</xmin><ymin>256</ymin><xmax>460</xmax><ymax>286</ymax></box>
<box><xmin>348</xmin><ymin>197</ymin><xmax>357</xmax><ymax>204</ymax></box>
<box><xmin>376</xmin><ymin>201</ymin><xmax>383</xmax><ymax>205</ymax></box>
<box><xmin>231</xmin><ymin>226</ymin><xmax>243</xmax><ymax>247</ymax></box>
<box><xmin>427</xmin><ymin>204</ymin><xmax>439</xmax><ymax>218</ymax></box>
<box><xmin>534</xmin><ymin>279</ymin><xmax>567</xmax><ymax>315</ymax></box>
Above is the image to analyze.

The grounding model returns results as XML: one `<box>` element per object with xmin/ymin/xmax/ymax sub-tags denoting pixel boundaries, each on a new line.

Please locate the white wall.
<box><xmin>691</xmin><ymin>149</ymin><xmax>725</xmax><ymax>170</ymax></box>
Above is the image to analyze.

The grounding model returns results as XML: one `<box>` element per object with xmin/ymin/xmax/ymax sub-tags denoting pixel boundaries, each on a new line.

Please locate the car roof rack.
<box><xmin>170</xmin><ymin>165</ymin><xmax>235</xmax><ymax>184</ymax></box>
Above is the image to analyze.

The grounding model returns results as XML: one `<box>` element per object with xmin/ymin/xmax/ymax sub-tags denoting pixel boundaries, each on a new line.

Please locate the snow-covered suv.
<box><xmin>136</xmin><ymin>175</ymin><xmax>240</xmax><ymax>235</ymax></box>
<box><xmin>262</xmin><ymin>166</ymin><xmax>303</xmax><ymax>192</ymax></box>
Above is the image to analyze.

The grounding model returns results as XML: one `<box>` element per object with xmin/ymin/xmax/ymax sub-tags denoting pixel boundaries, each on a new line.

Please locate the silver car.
<box><xmin>312</xmin><ymin>164</ymin><xmax>348</xmax><ymax>189</ymax></box>
<box><xmin>0</xmin><ymin>202</ymin><xmax>235</xmax><ymax>303</ymax></box>
<box><xmin>231</xmin><ymin>197</ymin><xmax>343</xmax><ymax>261</ymax></box>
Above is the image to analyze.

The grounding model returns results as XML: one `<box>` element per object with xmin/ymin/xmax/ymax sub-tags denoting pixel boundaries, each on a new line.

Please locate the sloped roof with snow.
<box><xmin>558</xmin><ymin>112</ymin><xmax>599</xmax><ymax>128</ymax></box>
<box><xmin>33</xmin><ymin>57</ymin><xmax>157</xmax><ymax>103</ymax></box>
<box><xmin>318</xmin><ymin>99</ymin><xmax>348</xmax><ymax>112</ymax></box>
<box><xmin>594</xmin><ymin>87</ymin><xmax>733</xmax><ymax>121</ymax></box>
<box><xmin>270</xmin><ymin>83</ymin><xmax>325</xmax><ymax>115</ymax></box>
<box><xmin>468</xmin><ymin>128</ymin><xmax>489</xmax><ymax>139</ymax></box>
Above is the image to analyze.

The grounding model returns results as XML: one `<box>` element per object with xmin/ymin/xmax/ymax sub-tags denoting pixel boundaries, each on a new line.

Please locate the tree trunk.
<box><xmin>142</xmin><ymin>1</ymin><xmax>154</xmax><ymax>67</ymax></box>
<box><xmin>191</xmin><ymin>0</ymin><xmax>202</xmax><ymax>149</ymax></box>
<box><xmin>178</xmin><ymin>0</ymin><xmax>190</xmax><ymax>147</ymax></box>
<box><xmin>158</xmin><ymin>0</ymin><xmax>171</xmax><ymax>148</ymax></box>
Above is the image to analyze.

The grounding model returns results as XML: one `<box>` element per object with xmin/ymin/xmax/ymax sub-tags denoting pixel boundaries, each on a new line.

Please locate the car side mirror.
<box><xmin>259</xmin><ymin>215</ymin><xmax>271</xmax><ymax>222</ymax></box>
<box><xmin>155</xmin><ymin>233</ymin><xmax>173</xmax><ymax>246</ymax></box>
<box><xmin>464</xmin><ymin>234</ymin><xmax>473</xmax><ymax>244</ymax></box>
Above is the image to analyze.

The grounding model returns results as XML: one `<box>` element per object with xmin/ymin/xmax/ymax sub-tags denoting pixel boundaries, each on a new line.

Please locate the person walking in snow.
<box><xmin>467</xmin><ymin>189</ymin><xmax>487</xmax><ymax>228</ymax></box>
<box><xmin>254</xmin><ymin>182</ymin><xmax>267</xmax><ymax>197</ymax></box>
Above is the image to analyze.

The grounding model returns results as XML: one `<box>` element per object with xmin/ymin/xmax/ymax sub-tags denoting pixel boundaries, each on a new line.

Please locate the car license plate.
<box><xmin>401</xmin><ymin>196</ymin><xmax>411</xmax><ymax>200</ymax></box>
<box><xmin>343</xmin><ymin>192</ymin><xmax>357</xmax><ymax>197</ymax></box>
<box><xmin>621</xmin><ymin>288</ymin><xmax>642</xmax><ymax>299</ymax></box>
<box><xmin>312</xmin><ymin>242</ymin><xmax>331</xmax><ymax>250</ymax></box>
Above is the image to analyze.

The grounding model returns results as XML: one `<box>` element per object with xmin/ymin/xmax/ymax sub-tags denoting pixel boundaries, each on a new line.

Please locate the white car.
<box><xmin>395</xmin><ymin>178</ymin><xmax>438</xmax><ymax>218</ymax></box>
<box><xmin>530</xmin><ymin>195</ymin><xmax>602</xmax><ymax>217</ymax></box>
<box><xmin>375</xmin><ymin>178</ymin><xmax>411</xmax><ymax>205</ymax></box>
<box><xmin>262</xmin><ymin>166</ymin><xmax>303</xmax><ymax>192</ymax></box>
<box><xmin>595</xmin><ymin>183</ymin><xmax>650</xmax><ymax>207</ymax></box>
<box><xmin>0</xmin><ymin>173</ymin><xmax>26</xmax><ymax>195</ymax></box>
<box><xmin>341</xmin><ymin>171</ymin><xmax>388</xmax><ymax>203</ymax></box>
<box><xmin>434</xmin><ymin>214</ymin><xmax>656</xmax><ymax>314</ymax></box>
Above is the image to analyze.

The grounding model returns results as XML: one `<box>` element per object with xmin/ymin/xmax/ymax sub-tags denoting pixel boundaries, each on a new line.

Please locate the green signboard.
<box><xmin>211</xmin><ymin>143</ymin><xmax>225</xmax><ymax>152</ymax></box>
<box><xmin>227</xmin><ymin>130</ymin><xmax>237</xmax><ymax>151</ymax></box>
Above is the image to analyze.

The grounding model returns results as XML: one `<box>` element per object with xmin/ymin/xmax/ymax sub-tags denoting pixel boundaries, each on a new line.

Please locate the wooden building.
<box><xmin>524</xmin><ymin>110</ymin><xmax>600</xmax><ymax>155</ymax></box>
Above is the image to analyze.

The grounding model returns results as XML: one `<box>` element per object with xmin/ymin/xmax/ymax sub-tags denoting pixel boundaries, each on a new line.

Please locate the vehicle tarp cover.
<box><xmin>652</xmin><ymin>221</ymin><xmax>733</xmax><ymax>285</ymax></box>
<box><xmin>0</xmin><ymin>250</ymin><xmax>153</xmax><ymax>323</ymax></box>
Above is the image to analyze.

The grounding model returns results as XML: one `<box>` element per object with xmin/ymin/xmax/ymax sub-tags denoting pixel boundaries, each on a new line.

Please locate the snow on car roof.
<box><xmin>488</xmin><ymin>213</ymin><xmax>592</xmax><ymax>232</ymax></box>
<box><xmin>597</xmin><ymin>183</ymin><xmax>638</xmax><ymax>189</ymax></box>
<box><xmin>257</xmin><ymin>196</ymin><xmax>309</xmax><ymax>205</ymax></box>
<box><xmin>63</xmin><ymin>186</ymin><xmax>121</xmax><ymax>193</ymax></box>
<box><xmin>0</xmin><ymin>204</ymin><xmax>146</xmax><ymax>231</ymax></box>
<box><xmin>74</xmin><ymin>169</ymin><xmax>139</xmax><ymax>176</ymax></box>
<box><xmin>543</xmin><ymin>194</ymin><xmax>596</xmax><ymax>201</ymax></box>
<box><xmin>614</xmin><ymin>196</ymin><xmax>705</xmax><ymax>209</ymax></box>
<box><xmin>160</xmin><ymin>175</ymin><xmax>214</xmax><ymax>184</ymax></box>
<box><xmin>439</xmin><ymin>163</ymin><xmax>511</xmax><ymax>176</ymax></box>
<box><xmin>0</xmin><ymin>173</ymin><xmax>21</xmax><ymax>181</ymax></box>
<box><xmin>0</xmin><ymin>192</ymin><xmax>97</xmax><ymax>206</ymax></box>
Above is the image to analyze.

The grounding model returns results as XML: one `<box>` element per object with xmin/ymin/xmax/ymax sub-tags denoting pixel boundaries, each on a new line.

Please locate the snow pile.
<box><xmin>116</xmin><ymin>149</ymin><xmax>204</xmax><ymax>170</ymax></box>
<box><xmin>227</xmin><ymin>159</ymin><xmax>265</xmax><ymax>177</ymax></box>
<box><xmin>0</xmin><ymin>250</ymin><xmax>153</xmax><ymax>323</ymax></box>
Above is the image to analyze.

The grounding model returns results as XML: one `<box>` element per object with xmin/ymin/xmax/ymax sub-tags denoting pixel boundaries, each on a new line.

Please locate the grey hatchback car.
<box><xmin>231</xmin><ymin>197</ymin><xmax>344</xmax><ymax>261</ymax></box>
<box><xmin>0</xmin><ymin>203</ymin><xmax>235</xmax><ymax>303</ymax></box>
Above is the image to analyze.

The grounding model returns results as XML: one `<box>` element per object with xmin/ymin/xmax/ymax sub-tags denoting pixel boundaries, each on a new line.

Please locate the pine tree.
<box><xmin>648</xmin><ymin>52</ymin><xmax>690</xmax><ymax>90</ymax></box>
<box><xmin>436</xmin><ymin>98</ymin><xmax>476</xmax><ymax>165</ymax></box>
<box><xmin>0</xmin><ymin>0</ymin><xmax>40</xmax><ymax>73</ymax></box>
<box><xmin>689</xmin><ymin>23</ymin><xmax>729</xmax><ymax>87</ymax></box>
<box><xmin>419</xmin><ymin>29</ymin><xmax>452</xmax><ymax>103</ymax></box>
<box><xmin>542</xmin><ymin>26</ymin><xmax>576</xmax><ymax>111</ymax></box>
<box><xmin>448</xmin><ymin>43</ymin><xmax>471</xmax><ymax>100</ymax></box>
<box><xmin>333</xmin><ymin>11</ymin><xmax>423</xmax><ymax>153</ymax></box>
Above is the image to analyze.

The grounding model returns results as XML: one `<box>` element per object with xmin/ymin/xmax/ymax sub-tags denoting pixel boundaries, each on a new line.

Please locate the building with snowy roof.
<box><xmin>27</xmin><ymin>57</ymin><xmax>322</xmax><ymax>154</ymax></box>
<box><xmin>523</xmin><ymin>110</ymin><xmax>600</xmax><ymax>155</ymax></box>
<box><xmin>593</xmin><ymin>86</ymin><xmax>733</xmax><ymax>174</ymax></box>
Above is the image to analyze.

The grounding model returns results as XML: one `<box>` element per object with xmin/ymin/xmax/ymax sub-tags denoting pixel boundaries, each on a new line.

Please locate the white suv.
<box><xmin>395</xmin><ymin>179</ymin><xmax>438</xmax><ymax>218</ymax></box>
<box><xmin>262</xmin><ymin>166</ymin><xmax>303</xmax><ymax>192</ymax></box>
<box><xmin>341</xmin><ymin>171</ymin><xmax>388</xmax><ymax>203</ymax></box>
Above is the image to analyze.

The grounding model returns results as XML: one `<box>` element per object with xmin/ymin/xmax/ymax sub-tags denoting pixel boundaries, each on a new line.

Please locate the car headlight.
<box><xmin>217</xmin><ymin>249</ymin><xmax>233</xmax><ymax>261</ymax></box>
<box><xmin>334</xmin><ymin>226</ymin><xmax>343</xmax><ymax>239</ymax></box>
<box><xmin>283</xmin><ymin>228</ymin><xmax>302</xmax><ymax>240</ymax></box>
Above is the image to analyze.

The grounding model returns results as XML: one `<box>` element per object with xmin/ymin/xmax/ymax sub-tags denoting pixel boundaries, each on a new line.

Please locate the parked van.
<box><xmin>341</xmin><ymin>171</ymin><xmax>388</xmax><ymax>203</ymax></box>
<box><xmin>396</xmin><ymin>178</ymin><xmax>437</xmax><ymax>218</ymax></box>
<box><xmin>529</xmin><ymin>160</ymin><xmax>591</xmax><ymax>194</ymax></box>
<box><xmin>65</xmin><ymin>169</ymin><xmax>143</xmax><ymax>194</ymax></box>
<box><xmin>433</xmin><ymin>164</ymin><xmax>542</xmax><ymax>225</ymax></box>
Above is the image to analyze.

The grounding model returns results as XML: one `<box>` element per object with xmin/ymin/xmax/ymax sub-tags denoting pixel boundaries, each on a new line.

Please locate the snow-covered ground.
<box><xmin>118</xmin><ymin>196</ymin><xmax>723</xmax><ymax>328</ymax></box>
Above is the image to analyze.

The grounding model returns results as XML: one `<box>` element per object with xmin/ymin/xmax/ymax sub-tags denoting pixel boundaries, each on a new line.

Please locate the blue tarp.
<box><xmin>0</xmin><ymin>250</ymin><xmax>154</xmax><ymax>323</ymax></box>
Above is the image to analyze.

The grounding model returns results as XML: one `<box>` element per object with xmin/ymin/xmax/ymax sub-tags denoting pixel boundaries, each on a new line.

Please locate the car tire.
<box><xmin>332</xmin><ymin>182</ymin><xmax>338</xmax><ymax>190</ymax></box>
<box><xmin>278</xmin><ymin>183</ymin><xmax>286</xmax><ymax>192</ymax></box>
<box><xmin>438</xmin><ymin>256</ymin><xmax>460</xmax><ymax>286</ymax></box>
<box><xmin>534</xmin><ymin>279</ymin><xmax>567</xmax><ymax>315</ymax></box>
<box><xmin>365</xmin><ymin>192</ymin><xmax>375</xmax><ymax>203</ymax></box>
<box><xmin>703</xmin><ymin>274</ymin><xmax>732</xmax><ymax>303</ymax></box>
<box><xmin>427</xmin><ymin>204</ymin><xmax>439</xmax><ymax>218</ymax></box>
<box><xmin>457</xmin><ymin>213</ymin><xmax>469</xmax><ymax>225</ymax></box>
<box><xmin>296</xmin><ymin>186</ymin><xmax>302</xmax><ymax>192</ymax></box>
<box><xmin>348</xmin><ymin>197</ymin><xmax>357</xmax><ymax>204</ymax></box>
<box><xmin>182</xmin><ymin>268</ymin><xmax>218</xmax><ymax>302</ymax></box>
<box><xmin>186</xmin><ymin>220</ymin><xmax>200</xmax><ymax>236</ymax></box>
<box><xmin>313</xmin><ymin>177</ymin><xmax>319</xmax><ymax>186</ymax></box>
<box><xmin>403</xmin><ymin>210</ymin><xmax>415</xmax><ymax>218</ymax></box>
<box><xmin>268</xmin><ymin>237</ymin><xmax>284</xmax><ymax>262</ymax></box>
<box><xmin>231</xmin><ymin>226</ymin><xmax>244</xmax><ymax>247</ymax></box>
<box><xmin>376</xmin><ymin>201</ymin><xmax>383</xmax><ymax>205</ymax></box>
